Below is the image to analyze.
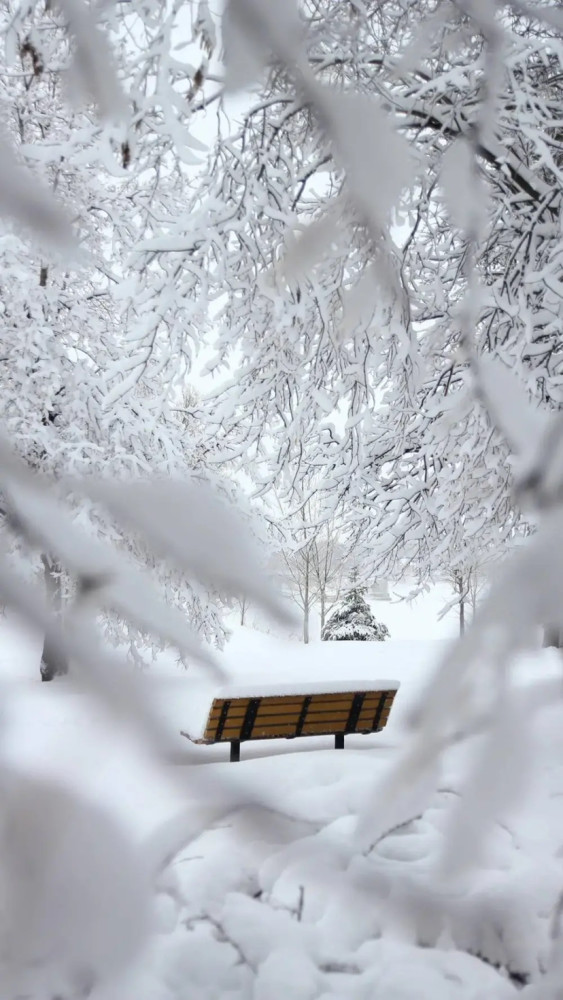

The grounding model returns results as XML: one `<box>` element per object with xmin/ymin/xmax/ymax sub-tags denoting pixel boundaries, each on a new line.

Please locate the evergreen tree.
<box><xmin>321</xmin><ymin>585</ymin><xmax>389</xmax><ymax>642</ymax></box>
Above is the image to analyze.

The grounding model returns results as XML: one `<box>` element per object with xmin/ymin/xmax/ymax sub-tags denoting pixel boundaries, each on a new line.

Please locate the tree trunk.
<box><xmin>40</xmin><ymin>555</ymin><xmax>68</xmax><ymax>681</ymax></box>
<box><xmin>303</xmin><ymin>605</ymin><xmax>309</xmax><ymax>644</ymax></box>
<box><xmin>320</xmin><ymin>587</ymin><xmax>326</xmax><ymax>632</ymax></box>
<box><xmin>454</xmin><ymin>570</ymin><xmax>465</xmax><ymax>636</ymax></box>
<box><xmin>239</xmin><ymin>596</ymin><xmax>247</xmax><ymax>626</ymax></box>
<box><xmin>459</xmin><ymin>591</ymin><xmax>465</xmax><ymax>636</ymax></box>
<box><xmin>303</xmin><ymin>556</ymin><xmax>310</xmax><ymax>644</ymax></box>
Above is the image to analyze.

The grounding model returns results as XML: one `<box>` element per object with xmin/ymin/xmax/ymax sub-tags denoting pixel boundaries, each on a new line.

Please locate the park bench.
<box><xmin>183</xmin><ymin>680</ymin><xmax>400</xmax><ymax>761</ymax></box>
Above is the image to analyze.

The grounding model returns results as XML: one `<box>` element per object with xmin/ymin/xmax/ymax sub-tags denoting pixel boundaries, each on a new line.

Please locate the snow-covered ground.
<box><xmin>2</xmin><ymin>594</ymin><xmax>563</xmax><ymax>999</ymax></box>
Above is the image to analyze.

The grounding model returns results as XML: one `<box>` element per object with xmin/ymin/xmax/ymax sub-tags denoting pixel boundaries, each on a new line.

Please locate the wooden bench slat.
<box><xmin>216</xmin><ymin>723</ymin><xmax>296</xmax><ymax>740</ymax></box>
<box><xmin>208</xmin><ymin>699</ymin><xmax>394</xmax><ymax>721</ymax></box>
<box><xmin>357</xmin><ymin>695</ymin><xmax>395</xmax><ymax>727</ymax></box>
<box><xmin>358</xmin><ymin>706</ymin><xmax>392</xmax><ymax>716</ymax></box>
<box><xmin>256</xmin><ymin>711</ymin><xmax>351</xmax><ymax>723</ymax></box>
<box><xmin>212</xmin><ymin>719</ymin><xmax>394</xmax><ymax>741</ymax></box>
<box><xmin>206</xmin><ymin>715</ymin><xmax>396</xmax><ymax>742</ymax></box>
<box><xmin>208</xmin><ymin>709</ymin><xmax>351</xmax><ymax>729</ymax></box>
<box><xmin>214</xmin><ymin>721</ymin><xmax>351</xmax><ymax>740</ymax></box>
<box><xmin>207</xmin><ymin>692</ymin><xmax>391</xmax><ymax>722</ymax></box>
<box><xmin>196</xmin><ymin>685</ymin><xmax>399</xmax><ymax>755</ymax></box>
<box><xmin>209</xmin><ymin>697</ymin><xmax>306</xmax><ymax>712</ymax></box>
<box><xmin>371</xmin><ymin>693</ymin><xmax>390</xmax><ymax>732</ymax></box>
<box><xmin>207</xmin><ymin>704</ymin><xmax>354</xmax><ymax>725</ymax></box>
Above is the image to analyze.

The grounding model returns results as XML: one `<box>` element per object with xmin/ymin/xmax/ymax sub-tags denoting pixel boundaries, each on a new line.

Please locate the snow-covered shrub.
<box><xmin>321</xmin><ymin>587</ymin><xmax>390</xmax><ymax>641</ymax></box>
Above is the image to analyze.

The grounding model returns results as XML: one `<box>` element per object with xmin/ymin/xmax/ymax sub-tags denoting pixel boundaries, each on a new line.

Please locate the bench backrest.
<box><xmin>203</xmin><ymin>688</ymin><xmax>397</xmax><ymax>743</ymax></box>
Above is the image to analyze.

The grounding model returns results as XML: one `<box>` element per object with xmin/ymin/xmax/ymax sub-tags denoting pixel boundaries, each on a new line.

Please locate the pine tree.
<box><xmin>321</xmin><ymin>586</ymin><xmax>389</xmax><ymax>642</ymax></box>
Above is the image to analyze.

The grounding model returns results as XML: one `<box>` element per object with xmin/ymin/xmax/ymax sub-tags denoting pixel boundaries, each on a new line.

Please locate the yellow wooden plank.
<box><xmin>215</xmin><ymin>722</ymin><xmax>348</xmax><ymax>741</ymax></box>
<box><xmin>256</xmin><ymin>705</ymin><xmax>301</xmax><ymax>725</ymax></box>
<box><xmin>301</xmin><ymin>720</ymin><xmax>351</xmax><ymax>735</ymax></box>
<box><xmin>207</xmin><ymin>698</ymin><xmax>304</xmax><ymax>722</ymax></box>
<box><xmin>254</xmin><ymin>696</ymin><xmax>313</xmax><ymax>708</ymax></box>
<box><xmin>251</xmin><ymin>724</ymin><xmax>304</xmax><ymax>738</ymax></box>
<box><xmin>203</xmin><ymin>689</ymin><xmax>398</xmax><ymax>742</ymax></box>
<box><xmin>207</xmin><ymin>709</ymin><xmax>250</xmax><ymax>724</ymax></box>
<box><xmin>307</xmin><ymin>698</ymin><xmax>354</xmax><ymax>712</ymax></box>
<box><xmin>208</xmin><ymin>696</ymin><xmax>304</xmax><ymax>713</ymax></box>
<box><xmin>213</xmin><ymin>723</ymin><xmax>295</xmax><ymax>740</ymax></box>
<box><xmin>257</xmin><ymin>705</ymin><xmax>350</xmax><ymax>719</ymax></box>
<box><xmin>211</xmin><ymin>727</ymin><xmax>244</xmax><ymax>740</ymax></box>
<box><xmin>208</xmin><ymin>690</ymin><xmax>395</xmax><ymax>721</ymax></box>
<box><xmin>207</xmin><ymin>697</ymin><xmax>250</xmax><ymax>716</ymax></box>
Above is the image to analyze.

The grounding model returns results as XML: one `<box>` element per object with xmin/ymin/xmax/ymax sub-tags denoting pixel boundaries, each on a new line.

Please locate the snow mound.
<box><xmin>217</xmin><ymin>678</ymin><xmax>400</xmax><ymax>698</ymax></box>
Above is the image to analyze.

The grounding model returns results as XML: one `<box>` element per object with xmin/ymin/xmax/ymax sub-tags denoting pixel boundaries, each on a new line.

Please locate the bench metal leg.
<box><xmin>230</xmin><ymin>740</ymin><xmax>241</xmax><ymax>762</ymax></box>
<box><xmin>335</xmin><ymin>733</ymin><xmax>345</xmax><ymax>750</ymax></box>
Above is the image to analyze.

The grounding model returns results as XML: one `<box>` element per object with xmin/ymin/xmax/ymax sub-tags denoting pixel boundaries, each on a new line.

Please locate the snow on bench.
<box><xmin>182</xmin><ymin>679</ymin><xmax>400</xmax><ymax>762</ymax></box>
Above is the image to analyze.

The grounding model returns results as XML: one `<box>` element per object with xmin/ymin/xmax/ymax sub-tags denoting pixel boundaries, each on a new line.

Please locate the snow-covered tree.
<box><xmin>440</xmin><ymin>558</ymin><xmax>492</xmax><ymax>637</ymax></box>
<box><xmin>309</xmin><ymin>516</ymin><xmax>349</xmax><ymax>632</ymax></box>
<box><xmin>270</xmin><ymin>477</ymin><xmax>353</xmax><ymax>641</ymax></box>
<box><xmin>322</xmin><ymin>584</ymin><xmax>389</xmax><ymax>642</ymax></box>
<box><xmin>126</xmin><ymin>0</ymin><xmax>563</xmax><ymax>599</ymax></box>
<box><xmin>0</xmin><ymin>0</ymin><xmax>231</xmax><ymax>675</ymax></box>
<box><xmin>279</xmin><ymin>538</ymin><xmax>316</xmax><ymax>645</ymax></box>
